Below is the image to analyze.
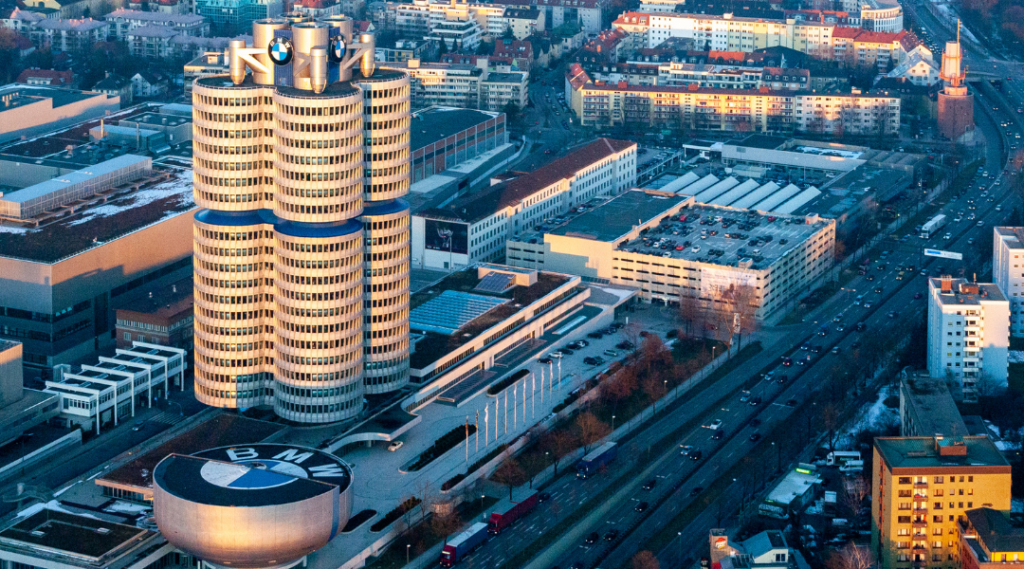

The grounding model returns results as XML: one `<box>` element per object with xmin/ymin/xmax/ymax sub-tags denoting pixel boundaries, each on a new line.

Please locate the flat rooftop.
<box><xmin>409</xmin><ymin>269</ymin><xmax>572</xmax><ymax>369</ymax></box>
<box><xmin>929</xmin><ymin>278</ymin><xmax>1007</xmax><ymax>306</ymax></box>
<box><xmin>901</xmin><ymin>374</ymin><xmax>967</xmax><ymax>438</ymax></box>
<box><xmin>0</xmin><ymin>165</ymin><xmax>193</xmax><ymax>263</ymax></box>
<box><xmin>874</xmin><ymin>436</ymin><xmax>1010</xmax><ymax>470</ymax></box>
<box><xmin>116</xmin><ymin>277</ymin><xmax>193</xmax><ymax>319</ymax></box>
<box><xmin>547</xmin><ymin>190</ymin><xmax>689</xmax><ymax>243</ymax></box>
<box><xmin>0</xmin><ymin>85</ymin><xmax>103</xmax><ymax>112</ymax></box>
<box><xmin>616</xmin><ymin>203</ymin><xmax>829</xmax><ymax>270</ymax></box>
<box><xmin>96</xmin><ymin>413</ymin><xmax>283</xmax><ymax>492</ymax></box>
<box><xmin>995</xmin><ymin>226</ymin><xmax>1024</xmax><ymax>250</ymax></box>
<box><xmin>765</xmin><ymin>467</ymin><xmax>820</xmax><ymax>506</ymax></box>
<box><xmin>0</xmin><ymin>508</ymin><xmax>152</xmax><ymax>561</ymax></box>
<box><xmin>410</xmin><ymin>107</ymin><xmax>501</xmax><ymax>151</ymax></box>
<box><xmin>1</xmin><ymin>154</ymin><xmax>151</xmax><ymax>206</ymax></box>
<box><xmin>119</xmin><ymin>112</ymin><xmax>190</xmax><ymax>128</ymax></box>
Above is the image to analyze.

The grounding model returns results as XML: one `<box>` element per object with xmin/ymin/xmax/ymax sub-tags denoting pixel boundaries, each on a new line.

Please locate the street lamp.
<box><xmin>406</xmin><ymin>544</ymin><xmax>411</xmax><ymax>564</ymax></box>
<box><xmin>611</xmin><ymin>415</ymin><xmax>616</xmax><ymax>430</ymax></box>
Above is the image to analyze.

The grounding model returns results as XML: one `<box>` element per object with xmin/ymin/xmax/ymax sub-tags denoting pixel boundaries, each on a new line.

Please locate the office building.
<box><xmin>0</xmin><ymin>340</ymin><xmax>60</xmax><ymax>448</ymax></box>
<box><xmin>994</xmin><ymin>227</ymin><xmax>1024</xmax><ymax>338</ymax></box>
<box><xmin>506</xmin><ymin>189</ymin><xmax>835</xmax><ymax>322</ymax></box>
<box><xmin>413</xmin><ymin>137</ymin><xmax>636</xmax><ymax>270</ymax></box>
<box><xmin>871</xmin><ymin>435</ymin><xmax>1012</xmax><ymax>569</ymax></box>
<box><xmin>114</xmin><ymin>277</ymin><xmax>194</xmax><ymax>352</ymax></box>
<box><xmin>926</xmin><ymin>277</ymin><xmax>1009</xmax><ymax>402</ymax></box>
<box><xmin>959</xmin><ymin>508</ymin><xmax>1024</xmax><ymax>567</ymax></box>
<box><xmin>194</xmin><ymin>0</ymin><xmax>283</xmax><ymax>36</ymax></box>
<box><xmin>192</xmin><ymin>16</ymin><xmax>411</xmax><ymax>422</ymax></box>
<box><xmin>488</xmin><ymin>0</ymin><xmax>605</xmax><ymax>34</ymax></box>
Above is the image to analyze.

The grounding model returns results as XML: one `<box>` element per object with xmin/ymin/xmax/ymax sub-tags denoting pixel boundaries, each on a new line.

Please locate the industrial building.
<box><xmin>0</xmin><ymin>85</ymin><xmax>121</xmax><ymax>143</ymax></box>
<box><xmin>871</xmin><ymin>436</ymin><xmax>1012</xmax><ymax>568</ymax></box>
<box><xmin>506</xmin><ymin>189</ymin><xmax>836</xmax><ymax>323</ymax></box>
<box><xmin>757</xmin><ymin>464</ymin><xmax>823</xmax><ymax>519</ymax></box>
<box><xmin>191</xmin><ymin>16</ymin><xmax>412</xmax><ymax>423</ymax></box>
<box><xmin>926</xmin><ymin>277</ymin><xmax>1009</xmax><ymax>402</ymax></box>
<box><xmin>410</xmin><ymin>107</ymin><xmax>508</xmax><ymax>183</ymax></box>
<box><xmin>0</xmin><ymin>155</ymin><xmax>152</xmax><ymax>220</ymax></box>
<box><xmin>992</xmin><ymin>227</ymin><xmax>1024</xmax><ymax>338</ymax></box>
<box><xmin>413</xmin><ymin>137</ymin><xmax>637</xmax><ymax>270</ymax></box>
<box><xmin>0</xmin><ymin>340</ymin><xmax>60</xmax><ymax>448</ymax></box>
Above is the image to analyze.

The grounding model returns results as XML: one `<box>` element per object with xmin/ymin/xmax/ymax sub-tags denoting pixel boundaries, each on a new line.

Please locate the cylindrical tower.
<box><xmin>191</xmin><ymin>77</ymin><xmax>276</xmax><ymax>409</ymax></box>
<box><xmin>191</xmin><ymin>17</ymin><xmax>410</xmax><ymax>422</ymax></box>
<box><xmin>355</xmin><ymin>69</ymin><xmax>411</xmax><ymax>394</ymax></box>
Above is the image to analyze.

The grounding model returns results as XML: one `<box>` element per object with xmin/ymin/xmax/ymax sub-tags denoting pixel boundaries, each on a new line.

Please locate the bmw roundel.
<box><xmin>193</xmin><ymin>444</ymin><xmax>351</xmax><ymax>492</ymax></box>
<box><xmin>329</xmin><ymin>37</ymin><xmax>346</xmax><ymax>63</ymax></box>
<box><xmin>268</xmin><ymin>37</ymin><xmax>293</xmax><ymax>66</ymax></box>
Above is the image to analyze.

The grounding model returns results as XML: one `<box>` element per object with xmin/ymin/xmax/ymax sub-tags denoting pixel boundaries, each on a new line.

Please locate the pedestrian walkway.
<box><xmin>149</xmin><ymin>411</ymin><xmax>186</xmax><ymax>426</ymax></box>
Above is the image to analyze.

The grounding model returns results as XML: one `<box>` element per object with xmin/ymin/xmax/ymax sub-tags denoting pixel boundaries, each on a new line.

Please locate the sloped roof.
<box><xmin>16</xmin><ymin>68</ymin><xmax>73</xmax><ymax>85</ymax></box>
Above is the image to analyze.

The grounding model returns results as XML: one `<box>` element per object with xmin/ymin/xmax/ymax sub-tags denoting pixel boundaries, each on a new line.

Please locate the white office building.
<box><xmin>927</xmin><ymin>277</ymin><xmax>1009</xmax><ymax>402</ymax></box>
<box><xmin>412</xmin><ymin>138</ymin><xmax>637</xmax><ymax>270</ymax></box>
<box><xmin>993</xmin><ymin>226</ymin><xmax>1024</xmax><ymax>338</ymax></box>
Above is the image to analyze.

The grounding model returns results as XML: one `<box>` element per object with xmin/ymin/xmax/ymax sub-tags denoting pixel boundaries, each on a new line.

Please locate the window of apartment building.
<box><xmin>898</xmin><ymin>516</ymin><xmax>911</xmax><ymax>523</ymax></box>
<box><xmin>899</xmin><ymin>477</ymin><xmax>912</xmax><ymax>484</ymax></box>
<box><xmin>933</xmin><ymin>515</ymin><xmax>943</xmax><ymax>523</ymax></box>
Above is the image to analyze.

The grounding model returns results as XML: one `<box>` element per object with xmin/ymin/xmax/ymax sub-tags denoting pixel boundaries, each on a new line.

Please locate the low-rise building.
<box><xmin>959</xmin><ymin>508</ymin><xmax>1024</xmax><ymax>567</ymax></box>
<box><xmin>130</xmin><ymin>71</ymin><xmax>170</xmax><ymax>98</ymax></box>
<box><xmin>927</xmin><ymin>277</ymin><xmax>1009</xmax><ymax>402</ymax></box>
<box><xmin>93</xmin><ymin>73</ymin><xmax>133</xmax><ymax>104</ymax></box>
<box><xmin>506</xmin><ymin>189</ymin><xmax>835</xmax><ymax>322</ymax></box>
<box><xmin>410</xmin><ymin>107</ymin><xmax>507</xmax><ymax>182</ymax></box>
<box><xmin>993</xmin><ymin>227</ymin><xmax>1024</xmax><ymax>339</ymax></box>
<box><xmin>886</xmin><ymin>45</ymin><xmax>940</xmax><ymax>86</ymax></box>
<box><xmin>114</xmin><ymin>278</ymin><xmax>193</xmax><ymax>353</ymax></box>
<box><xmin>0</xmin><ymin>84</ymin><xmax>121</xmax><ymax>144</ymax></box>
<box><xmin>758</xmin><ymin>465</ymin><xmax>823</xmax><ymax>519</ymax></box>
<box><xmin>501</xmin><ymin>8</ymin><xmax>542</xmax><ymax>39</ymax></box>
<box><xmin>413</xmin><ymin>137</ymin><xmax>637</xmax><ymax>270</ymax></box>
<box><xmin>45</xmin><ymin>341</ymin><xmax>186</xmax><ymax>434</ymax></box>
<box><xmin>0</xmin><ymin>340</ymin><xmax>61</xmax><ymax>448</ymax></box>
<box><xmin>488</xmin><ymin>0</ymin><xmax>605</xmax><ymax>34</ymax></box>
<box><xmin>872</xmin><ymin>436</ymin><xmax>1012</xmax><ymax>569</ymax></box>
<box><xmin>16</xmin><ymin>69</ymin><xmax>74</xmax><ymax>87</ymax></box>
<box><xmin>709</xmin><ymin>529</ymin><xmax>796</xmax><ymax>569</ymax></box>
<box><xmin>481</xmin><ymin>71</ymin><xmax>528</xmax><ymax>110</ymax></box>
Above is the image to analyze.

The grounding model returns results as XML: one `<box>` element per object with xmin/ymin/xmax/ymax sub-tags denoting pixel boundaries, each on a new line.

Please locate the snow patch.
<box><xmin>835</xmin><ymin>385</ymin><xmax>899</xmax><ymax>448</ymax></box>
<box><xmin>66</xmin><ymin>170</ymin><xmax>193</xmax><ymax>227</ymax></box>
<box><xmin>1013</xmin><ymin>498</ymin><xmax>1023</xmax><ymax>513</ymax></box>
<box><xmin>105</xmin><ymin>501</ymin><xmax>151</xmax><ymax>514</ymax></box>
<box><xmin>1009</xmin><ymin>350</ymin><xmax>1024</xmax><ymax>364</ymax></box>
<box><xmin>52</xmin><ymin>481</ymin><xmax>79</xmax><ymax>497</ymax></box>
<box><xmin>15</xmin><ymin>500</ymin><xmax>99</xmax><ymax>520</ymax></box>
<box><xmin>0</xmin><ymin>225</ymin><xmax>30</xmax><ymax>234</ymax></box>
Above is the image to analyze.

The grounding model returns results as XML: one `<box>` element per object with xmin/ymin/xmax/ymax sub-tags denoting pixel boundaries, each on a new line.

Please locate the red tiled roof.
<box><xmin>566</xmin><ymin>62</ymin><xmax>591</xmax><ymax>89</ymax></box>
<box><xmin>16</xmin><ymin>68</ymin><xmax>73</xmax><ymax>85</ymax></box>
<box><xmin>832</xmin><ymin>26</ymin><xmax>906</xmax><ymax>44</ymax></box>
<box><xmin>613</xmin><ymin>11</ymin><xmax>650</xmax><ymax>26</ymax></box>
<box><xmin>488</xmin><ymin>0</ymin><xmax>602</xmax><ymax>8</ymax></box>
<box><xmin>353</xmin><ymin>20</ymin><xmax>371</xmax><ymax>32</ymax></box>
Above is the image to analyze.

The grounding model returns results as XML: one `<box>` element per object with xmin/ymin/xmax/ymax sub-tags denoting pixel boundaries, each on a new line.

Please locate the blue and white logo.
<box><xmin>268</xmin><ymin>37</ymin><xmax>293</xmax><ymax>66</ymax></box>
<box><xmin>329</xmin><ymin>37</ymin><xmax>346</xmax><ymax>63</ymax></box>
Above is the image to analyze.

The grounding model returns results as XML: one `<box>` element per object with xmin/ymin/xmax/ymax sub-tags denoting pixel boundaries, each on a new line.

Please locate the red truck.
<box><xmin>487</xmin><ymin>490</ymin><xmax>539</xmax><ymax>535</ymax></box>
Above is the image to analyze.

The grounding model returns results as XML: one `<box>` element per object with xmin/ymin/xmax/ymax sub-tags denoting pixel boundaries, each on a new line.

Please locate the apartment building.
<box><xmin>993</xmin><ymin>227</ymin><xmax>1024</xmax><ymax>338</ymax></box>
<box><xmin>488</xmin><ymin>0</ymin><xmax>604</xmax><ymax>34</ymax></box>
<box><xmin>29</xmin><ymin>18</ymin><xmax>108</xmax><ymax>52</ymax></box>
<box><xmin>383</xmin><ymin>58</ymin><xmax>528</xmax><ymax>110</ymax></box>
<box><xmin>872</xmin><ymin>436</ymin><xmax>1012</xmax><ymax>569</ymax></box>
<box><xmin>566</xmin><ymin>66</ymin><xmax>900</xmax><ymax>135</ymax></box>
<box><xmin>427</xmin><ymin>17</ymin><xmax>484</xmax><ymax>50</ymax></box>
<box><xmin>104</xmin><ymin>9</ymin><xmax>208</xmax><ymax>39</ymax></box>
<box><xmin>958</xmin><ymin>508</ymin><xmax>1024</xmax><ymax>567</ymax></box>
<box><xmin>831</xmin><ymin>27</ymin><xmax>916</xmax><ymax>69</ymax></box>
<box><xmin>502</xmin><ymin>8</ymin><xmax>542</xmax><ymax>39</ymax></box>
<box><xmin>388</xmin><ymin>0</ymin><xmax>509</xmax><ymax>38</ymax></box>
<box><xmin>506</xmin><ymin>190</ymin><xmax>835</xmax><ymax>322</ymax></box>
<box><xmin>481</xmin><ymin>71</ymin><xmax>529</xmax><ymax>110</ymax></box>
<box><xmin>887</xmin><ymin>45</ymin><xmax>940</xmax><ymax>86</ymax></box>
<box><xmin>927</xmin><ymin>277</ymin><xmax>1009</xmax><ymax>402</ymax></box>
<box><xmin>848</xmin><ymin>0</ymin><xmax>903</xmax><ymax>32</ymax></box>
<box><xmin>412</xmin><ymin>138</ymin><xmax>637</xmax><ymax>270</ymax></box>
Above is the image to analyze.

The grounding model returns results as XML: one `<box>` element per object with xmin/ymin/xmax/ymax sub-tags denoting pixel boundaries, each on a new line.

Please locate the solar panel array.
<box><xmin>410</xmin><ymin>290</ymin><xmax>510</xmax><ymax>335</ymax></box>
<box><xmin>473</xmin><ymin>272</ymin><xmax>515</xmax><ymax>294</ymax></box>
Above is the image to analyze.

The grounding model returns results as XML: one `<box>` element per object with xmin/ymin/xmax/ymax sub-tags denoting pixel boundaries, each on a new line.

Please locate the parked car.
<box><xmin>388</xmin><ymin>441</ymin><xmax>404</xmax><ymax>452</ymax></box>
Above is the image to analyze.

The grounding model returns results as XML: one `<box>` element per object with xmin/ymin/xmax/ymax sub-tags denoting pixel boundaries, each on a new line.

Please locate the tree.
<box><xmin>641</xmin><ymin>374</ymin><xmax>667</xmax><ymax>414</ymax></box>
<box><xmin>631</xmin><ymin>551</ymin><xmax>660</xmax><ymax>569</ymax></box>
<box><xmin>826</xmin><ymin>542</ymin><xmax>874</xmax><ymax>569</ymax></box>
<box><xmin>640</xmin><ymin>334</ymin><xmax>672</xmax><ymax>376</ymax></box>
<box><xmin>541</xmin><ymin>429</ymin><xmax>577</xmax><ymax>476</ymax></box>
<box><xmin>492</xmin><ymin>457</ymin><xmax>526</xmax><ymax>500</ymax></box>
<box><xmin>432</xmin><ymin>509</ymin><xmax>463</xmax><ymax>544</ymax></box>
<box><xmin>575</xmin><ymin>411</ymin><xmax>611</xmax><ymax>453</ymax></box>
<box><xmin>602</xmin><ymin>366</ymin><xmax>638</xmax><ymax>403</ymax></box>
<box><xmin>621</xmin><ymin>321</ymin><xmax>642</xmax><ymax>351</ymax></box>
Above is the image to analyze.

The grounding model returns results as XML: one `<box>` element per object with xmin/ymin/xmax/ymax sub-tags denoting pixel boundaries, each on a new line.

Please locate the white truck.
<box><xmin>919</xmin><ymin>214</ymin><xmax>946</xmax><ymax>239</ymax></box>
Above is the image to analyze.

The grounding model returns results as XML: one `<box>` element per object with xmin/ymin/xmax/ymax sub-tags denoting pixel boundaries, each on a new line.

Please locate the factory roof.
<box><xmin>0</xmin><ymin>85</ymin><xmax>105</xmax><ymax>111</ymax></box>
<box><xmin>410</xmin><ymin>107</ymin><xmax>502</xmax><ymax>151</ymax></box>
<box><xmin>874</xmin><ymin>436</ymin><xmax>1010</xmax><ymax>471</ymax></box>
<box><xmin>0</xmin><ymin>154</ymin><xmax>151</xmax><ymax>206</ymax></box>
<box><xmin>0</xmin><ymin>507</ymin><xmax>154</xmax><ymax>563</ymax></box>
<box><xmin>417</xmin><ymin>138</ymin><xmax>635</xmax><ymax>224</ymax></box>
<box><xmin>764</xmin><ymin>466</ymin><xmax>821</xmax><ymax>506</ymax></box>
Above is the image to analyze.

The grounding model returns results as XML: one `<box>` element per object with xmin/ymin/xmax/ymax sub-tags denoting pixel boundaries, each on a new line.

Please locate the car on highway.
<box><xmin>748</xmin><ymin>397</ymin><xmax>762</xmax><ymax>407</ymax></box>
<box><xmin>865</xmin><ymin>274</ymin><xmax>875</xmax><ymax>281</ymax></box>
<box><xmin>749</xmin><ymin>433</ymin><xmax>762</xmax><ymax>442</ymax></box>
<box><xmin>749</xmin><ymin>418</ymin><xmax>762</xmax><ymax>427</ymax></box>
<box><xmin>133</xmin><ymin>424</ymin><xmax>144</xmax><ymax>432</ymax></box>
<box><xmin>836</xmin><ymin>323</ymin><xmax>846</xmax><ymax>332</ymax></box>
<box><xmin>712</xmin><ymin>430</ymin><xmax>725</xmax><ymax>440</ymax></box>
<box><xmin>635</xmin><ymin>502</ymin><xmax>649</xmax><ymax>512</ymax></box>
<box><xmin>643</xmin><ymin>479</ymin><xmax>657</xmax><ymax>490</ymax></box>
<box><xmin>831</xmin><ymin>346</ymin><xmax>841</xmax><ymax>354</ymax></box>
<box><xmin>679</xmin><ymin>445</ymin><xmax>693</xmax><ymax>456</ymax></box>
<box><xmin>586</xmin><ymin>532</ymin><xmax>600</xmax><ymax>545</ymax></box>
<box><xmin>863</xmin><ymin>300</ymin><xmax>874</xmax><ymax>308</ymax></box>
<box><xmin>689</xmin><ymin>449</ymin><xmax>703</xmax><ymax>461</ymax></box>
<box><xmin>887</xmin><ymin>311</ymin><xmax>899</xmax><ymax>319</ymax></box>
<box><xmin>689</xmin><ymin>487</ymin><xmax>703</xmax><ymax>497</ymax></box>
<box><xmin>539</xmin><ymin>492</ymin><xmax>551</xmax><ymax>502</ymax></box>
<box><xmin>786</xmin><ymin>399</ymin><xmax>798</xmax><ymax>406</ymax></box>
<box><xmin>781</xmin><ymin>356</ymin><xmax>792</xmax><ymax>366</ymax></box>
<box><xmin>706</xmin><ymin>419</ymin><xmax>723</xmax><ymax>430</ymax></box>
<box><xmin>604</xmin><ymin>529</ymin><xmax>620</xmax><ymax>541</ymax></box>
<box><xmin>978</xmin><ymin>220</ymin><xmax>985</xmax><ymax>226</ymax></box>
<box><xmin>874</xmin><ymin>287</ymin><xmax>884</xmax><ymax>294</ymax></box>
<box><xmin>810</xmin><ymin>345</ymin><xmax>823</xmax><ymax>354</ymax></box>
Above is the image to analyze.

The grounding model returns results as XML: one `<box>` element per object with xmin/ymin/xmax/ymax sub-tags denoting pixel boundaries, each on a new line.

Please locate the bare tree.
<box><xmin>491</xmin><ymin>457</ymin><xmax>526</xmax><ymax>500</ymax></box>
<box><xmin>621</xmin><ymin>321</ymin><xmax>642</xmax><ymax>351</ymax></box>
<box><xmin>640</xmin><ymin>334</ymin><xmax>672</xmax><ymax>376</ymax></box>
<box><xmin>541</xmin><ymin>429</ymin><xmax>578</xmax><ymax>476</ymax></box>
<box><xmin>432</xmin><ymin>510</ymin><xmax>463</xmax><ymax>544</ymax></box>
<box><xmin>641</xmin><ymin>374</ymin><xmax>667</xmax><ymax>414</ymax></box>
<box><xmin>826</xmin><ymin>542</ymin><xmax>874</xmax><ymax>569</ymax></box>
<box><xmin>631</xmin><ymin>550</ymin><xmax>660</xmax><ymax>569</ymax></box>
<box><xmin>416</xmin><ymin>479</ymin><xmax>434</xmax><ymax>523</ymax></box>
<box><xmin>575</xmin><ymin>411</ymin><xmax>611</xmax><ymax>453</ymax></box>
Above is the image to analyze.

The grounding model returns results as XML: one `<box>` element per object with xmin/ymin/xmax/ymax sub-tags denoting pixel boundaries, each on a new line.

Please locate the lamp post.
<box><xmin>612</xmin><ymin>415</ymin><xmax>616</xmax><ymax>431</ymax></box>
<box><xmin>406</xmin><ymin>544</ymin><xmax>411</xmax><ymax>565</ymax></box>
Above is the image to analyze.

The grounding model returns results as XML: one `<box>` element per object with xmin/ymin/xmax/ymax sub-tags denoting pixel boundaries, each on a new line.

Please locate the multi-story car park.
<box><xmin>505</xmin><ymin>189</ymin><xmax>835</xmax><ymax>323</ymax></box>
<box><xmin>412</xmin><ymin>138</ymin><xmax>637</xmax><ymax>270</ymax></box>
<box><xmin>191</xmin><ymin>15</ymin><xmax>411</xmax><ymax>422</ymax></box>
<box><xmin>926</xmin><ymin>277</ymin><xmax>1009</xmax><ymax>402</ymax></box>
<box><xmin>871</xmin><ymin>436</ymin><xmax>1012</xmax><ymax>569</ymax></box>
<box><xmin>992</xmin><ymin>226</ymin><xmax>1024</xmax><ymax>338</ymax></box>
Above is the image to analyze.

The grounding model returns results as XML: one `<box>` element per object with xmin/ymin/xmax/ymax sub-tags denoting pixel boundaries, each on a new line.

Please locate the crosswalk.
<box><xmin>149</xmin><ymin>412</ymin><xmax>186</xmax><ymax>426</ymax></box>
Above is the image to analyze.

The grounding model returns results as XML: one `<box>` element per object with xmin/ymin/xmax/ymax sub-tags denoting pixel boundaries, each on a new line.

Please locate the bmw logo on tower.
<box><xmin>329</xmin><ymin>37</ymin><xmax>346</xmax><ymax>63</ymax></box>
<box><xmin>268</xmin><ymin>36</ymin><xmax>293</xmax><ymax>65</ymax></box>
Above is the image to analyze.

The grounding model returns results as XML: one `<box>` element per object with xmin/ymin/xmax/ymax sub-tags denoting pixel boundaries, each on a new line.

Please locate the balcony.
<box><xmin>913</xmin><ymin>520</ymin><xmax>928</xmax><ymax>528</ymax></box>
<box><xmin>914</xmin><ymin>481</ymin><xmax>928</xmax><ymax>488</ymax></box>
